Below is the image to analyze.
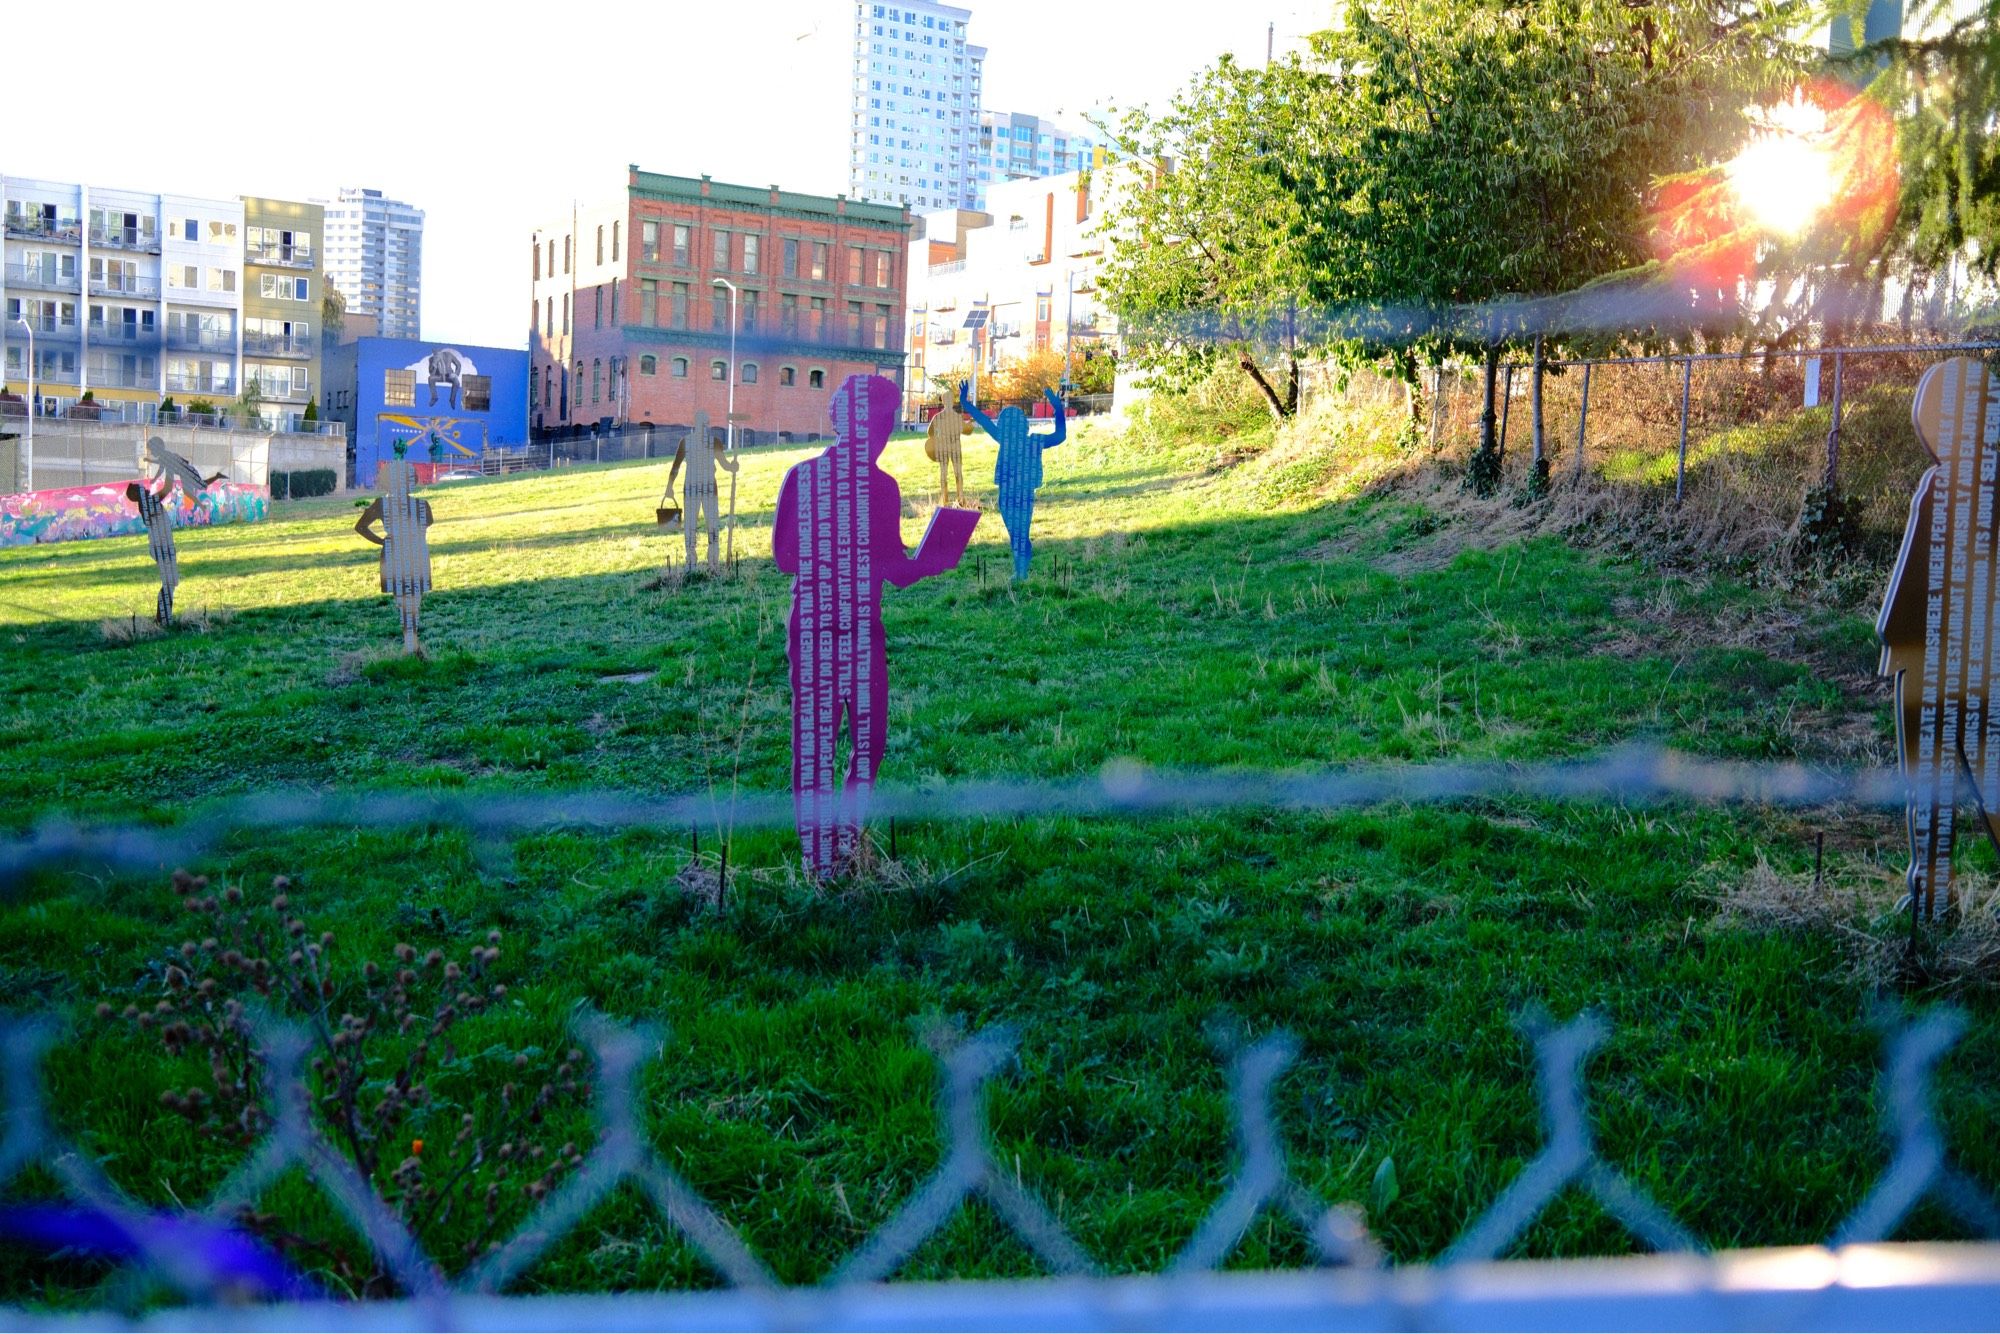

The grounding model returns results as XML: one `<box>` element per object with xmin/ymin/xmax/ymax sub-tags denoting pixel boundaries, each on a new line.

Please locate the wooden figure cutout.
<box><xmin>773</xmin><ymin>374</ymin><xmax>980</xmax><ymax>877</ymax></box>
<box><xmin>925</xmin><ymin>403</ymin><xmax>968</xmax><ymax>507</ymax></box>
<box><xmin>667</xmin><ymin>410</ymin><xmax>738</xmax><ymax>572</ymax></box>
<box><xmin>961</xmin><ymin>385</ymin><xmax>1067</xmax><ymax>579</ymax></box>
<box><xmin>1877</xmin><ymin>355</ymin><xmax>2000</xmax><ymax>920</ymax></box>
<box><xmin>355</xmin><ymin>444</ymin><xmax>435</xmax><ymax>654</ymax></box>
<box><xmin>124</xmin><ymin>437</ymin><xmax>220</xmax><ymax>624</ymax></box>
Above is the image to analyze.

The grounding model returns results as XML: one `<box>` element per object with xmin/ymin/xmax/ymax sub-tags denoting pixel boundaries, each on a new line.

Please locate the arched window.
<box><xmin>741</xmin><ymin>362</ymin><xmax>758</xmax><ymax>384</ymax></box>
<box><xmin>779</xmin><ymin>366</ymin><xmax>796</xmax><ymax>387</ymax></box>
<box><xmin>808</xmin><ymin>368</ymin><xmax>825</xmax><ymax>389</ymax></box>
<box><xmin>672</xmin><ymin>357</ymin><xmax>689</xmax><ymax>378</ymax></box>
<box><xmin>710</xmin><ymin>360</ymin><xmax>727</xmax><ymax>381</ymax></box>
<box><xmin>591</xmin><ymin>358</ymin><xmax>602</xmax><ymax>403</ymax></box>
<box><xmin>639</xmin><ymin>354</ymin><xmax>658</xmax><ymax>376</ymax></box>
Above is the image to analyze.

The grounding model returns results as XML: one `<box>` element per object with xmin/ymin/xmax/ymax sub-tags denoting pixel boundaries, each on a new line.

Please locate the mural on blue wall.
<box><xmin>346</xmin><ymin>340</ymin><xmax>527</xmax><ymax>486</ymax></box>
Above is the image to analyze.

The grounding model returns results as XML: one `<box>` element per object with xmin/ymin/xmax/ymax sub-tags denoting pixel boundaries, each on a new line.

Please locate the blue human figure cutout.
<box><xmin>961</xmin><ymin>384</ymin><xmax>1066</xmax><ymax>579</ymax></box>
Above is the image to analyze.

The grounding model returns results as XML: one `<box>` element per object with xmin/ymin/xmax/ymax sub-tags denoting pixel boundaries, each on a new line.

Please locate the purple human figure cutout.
<box><xmin>774</xmin><ymin>374</ymin><xmax>980</xmax><ymax>877</ymax></box>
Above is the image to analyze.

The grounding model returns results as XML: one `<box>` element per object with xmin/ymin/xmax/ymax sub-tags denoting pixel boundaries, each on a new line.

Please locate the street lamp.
<box><xmin>9</xmin><ymin>316</ymin><xmax>33</xmax><ymax>491</ymax></box>
<box><xmin>711</xmin><ymin>278</ymin><xmax>738</xmax><ymax>456</ymax></box>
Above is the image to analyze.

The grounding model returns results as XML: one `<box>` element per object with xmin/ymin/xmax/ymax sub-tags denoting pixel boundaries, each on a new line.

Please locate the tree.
<box><xmin>322</xmin><ymin>285</ymin><xmax>348</xmax><ymax>353</ymax></box>
<box><xmin>239</xmin><ymin>377</ymin><xmax>264</xmax><ymax>426</ymax></box>
<box><xmin>1093</xmin><ymin>56</ymin><xmax>1320</xmax><ymax>419</ymax></box>
<box><xmin>993</xmin><ymin>345</ymin><xmax>1069</xmax><ymax>402</ymax></box>
<box><xmin>1289</xmin><ymin>0</ymin><xmax>1801</xmax><ymax>490</ymax></box>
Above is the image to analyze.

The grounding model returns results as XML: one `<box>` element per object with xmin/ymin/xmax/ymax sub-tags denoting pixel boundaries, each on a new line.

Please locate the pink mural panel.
<box><xmin>773</xmin><ymin>374</ymin><xmax>979</xmax><ymax>877</ymax></box>
<box><xmin>1</xmin><ymin>479</ymin><xmax>268</xmax><ymax>548</ymax></box>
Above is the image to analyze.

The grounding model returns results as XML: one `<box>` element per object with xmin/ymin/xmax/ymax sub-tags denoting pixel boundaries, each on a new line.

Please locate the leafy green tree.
<box><xmin>1093</xmin><ymin>56</ymin><xmax>1319</xmax><ymax>418</ymax></box>
<box><xmin>322</xmin><ymin>285</ymin><xmax>348</xmax><ymax>353</ymax></box>
<box><xmin>1291</xmin><ymin>0</ymin><xmax>1800</xmax><ymax>490</ymax></box>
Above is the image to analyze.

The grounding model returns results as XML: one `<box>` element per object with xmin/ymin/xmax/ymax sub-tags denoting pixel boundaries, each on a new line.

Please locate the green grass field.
<box><xmin>0</xmin><ymin>414</ymin><xmax>1994</xmax><ymax>1300</ymax></box>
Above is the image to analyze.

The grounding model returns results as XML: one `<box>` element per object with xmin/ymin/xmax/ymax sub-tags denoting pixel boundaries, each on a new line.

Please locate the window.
<box><xmin>875</xmin><ymin>251</ymin><xmax>892</xmax><ymax>287</ymax></box>
<box><xmin>672</xmin><ymin>357</ymin><xmax>688</xmax><ymax>378</ymax></box>
<box><xmin>848</xmin><ymin>300</ymin><xmax>863</xmax><ymax>341</ymax></box>
<box><xmin>594</xmin><ymin>286</ymin><xmax>603</xmax><ymax>328</ymax></box>
<box><xmin>741</xmin><ymin>362</ymin><xmax>759</xmax><ymax>384</ymax></box>
<box><xmin>710</xmin><ymin>360</ymin><xmax>727</xmax><ymax>381</ymax></box>
<box><xmin>531</xmin><ymin>365</ymin><xmax>540</xmax><ymax>404</ymax></box>
<box><xmin>639</xmin><ymin>354</ymin><xmax>658</xmax><ymax>376</ymax></box>
<box><xmin>673</xmin><ymin>224</ymin><xmax>690</xmax><ymax>266</ymax></box>
<box><xmin>642</xmin><ymin>220</ymin><xmax>659</xmax><ymax>262</ymax></box>
<box><xmin>782</xmin><ymin>292</ymin><xmax>799</xmax><ymax>331</ymax></box>
<box><xmin>182</xmin><ymin>219</ymin><xmax>198</xmax><ymax>242</ymax></box>
<box><xmin>596</xmin><ymin>225</ymin><xmax>604</xmax><ymax>265</ymax></box>
<box><xmin>564</xmin><ymin>235</ymin><xmax>571</xmax><ymax>273</ymax></box>
<box><xmin>546</xmin><ymin>296</ymin><xmax>553</xmax><ymax>336</ymax></box>
<box><xmin>743</xmin><ymin>235</ymin><xmax>760</xmax><ymax>275</ymax></box>
<box><xmin>713</xmin><ymin>230</ymin><xmax>730</xmax><ymax>269</ymax></box>
<box><xmin>592</xmin><ymin>359</ymin><xmax>602</xmax><ymax>403</ymax></box>
<box><xmin>874</xmin><ymin>303</ymin><xmax>892</xmax><ymax>349</ymax></box>
<box><xmin>779</xmin><ymin>366</ymin><xmax>796</xmax><ymax>386</ymax></box>
<box><xmin>809</xmin><ymin>368</ymin><xmax>825</xmax><ymax>389</ymax></box>
<box><xmin>783</xmin><ymin>238</ymin><xmax>799</xmax><ymax>277</ymax></box>
<box><xmin>809</xmin><ymin>296</ymin><xmax>826</xmax><ymax>338</ymax></box>
<box><xmin>1037</xmin><ymin>297</ymin><xmax>1051</xmax><ymax>322</ymax></box>
<box><xmin>712</xmin><ymin>287</ymin><xmax>728</xmax><ymax>330</ymax></box>
<box><xmin>671</xmin><ymin>282</ymin><xmax>689</xmax><ymax>328</ymax></box>
<box><xmin>543</xmin><ymin>370</ymin><xmax>552</xmax><ymax>408</ymax></box>
<box><xmin>811</xmin><ymin>242</ymin><xmax>828</xmax><ymax>281</ymax></box>
<box><xmin>208</xmin><ymin>220</ymin><xmax>237</xmax><ymax>243</ymax></box>
<box><xmin>168</xmin><ymin>265</ymin><xmax>197</xmax><ymax>289</ymax></box>
<box><xmin>848</xmin><ymin>248</ymin><xmax>864</xmax><ymax>285</ymax></box>
<box><xmin>641</xmin><ymin>278</ymin><xmax>658</xmax><ymax>325</ymax></box>
<box><xmin>384</xmin><ymin>369</ymin><xmax>415</xmax><ymax>406</ymax></box>
<box><xmin>548</xmin><ymin>238</ymin><xmax>555</xmax><ymax>273</ymax></box>
<box><xmin>742</xmin><ymin>290</ymin><xmax>759</xmax><ymax>331</ymax></box>
<box><xmin>464</xmin><ymin>375</ymin><xmax>491</xmax><ymax>412</ymax></box>
<box><xmin>611</xmin><ymin>221</ymin><xmax>619</xmax><ymax>261</ymax></box>
<box><xmin>563</xmin><ymin>293</ymin><xmax>570</xmax><ymax>334</ymax></box>
<box><xmin>533</xmin><ymin>240</ymin><xmax>541</xmax><ymax>280</ymax></box>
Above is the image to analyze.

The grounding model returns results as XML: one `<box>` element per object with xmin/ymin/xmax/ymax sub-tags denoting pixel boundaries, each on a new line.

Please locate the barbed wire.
<box><xmin>0</xmin><ymin>745</ymin><xmax>1914</xmax><ymax>891</ymax></box>
<box><xmin>0</xmin><ymin>1002</ymin><xmax>1992</xmax><ymax>1330</ymax></box>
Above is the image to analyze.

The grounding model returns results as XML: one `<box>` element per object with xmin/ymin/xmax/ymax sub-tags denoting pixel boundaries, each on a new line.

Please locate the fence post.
<box><xmin>1822</xmin><ymin>351</ymin><xmax>1845</xmax><ymax>492</ymax></box>
<box><xmin>1674</xmin><ymin>355</ymin><xmax>1694</xmax><ymax>505</ymax></box>
<box><xmin>1574</xmin><ymin>360</ymin><xmax>1591</xmax><ymax>482</ymax></box>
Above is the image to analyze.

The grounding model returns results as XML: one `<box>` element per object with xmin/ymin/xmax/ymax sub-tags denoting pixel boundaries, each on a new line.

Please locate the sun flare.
<box><xmin>1726</xmin><ymin>94</ymin><xmax>1836</xmax><ymax>238</ymax></box>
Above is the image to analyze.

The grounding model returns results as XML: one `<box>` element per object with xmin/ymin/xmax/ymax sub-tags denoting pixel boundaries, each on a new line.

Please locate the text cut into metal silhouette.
<box><xmin>1878</xmin><ymin>355</ymin><xmax>2000</xmax><ymax>920</ymax></box>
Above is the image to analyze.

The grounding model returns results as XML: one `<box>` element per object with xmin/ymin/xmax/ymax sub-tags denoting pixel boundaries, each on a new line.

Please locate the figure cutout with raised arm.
<box><xmin>667</xmin><ymin>410</ymin><xmax>737</xmax><ymax>572</ymax></box>
<box><xmin>774</xmin><ymin>374</ymin><xmax>980</xmax><ymax>877</ymax></box>
<box><xmin>355</xmin><ymin>441</ymin><xmax>435</xmax><ymax>654</ymax></box>
<box><xmin>125</xmin><ymin>437</ymin><xmax>223</xmax><ymax>624</ymax></box>
<box><xmin>961</xmin><ymin>384</ymin><xmax>1066</xmax><ymax>579</ymax></box>
<box><xmin>925</xmin><ymin>400</ymin><xmax>968</xmax><ymax>507</ymax></box>
<box><xmin>1877</xmin><ymin>355</ymin><xmax>2000</xmax><ymax>921</ymax></box>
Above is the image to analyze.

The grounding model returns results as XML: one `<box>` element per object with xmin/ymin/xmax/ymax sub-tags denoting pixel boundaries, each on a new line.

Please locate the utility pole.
<box><xmin>1267</xmin><ymin>20</ymin><xmax>1274</xmax><ymax>66</ymax></box>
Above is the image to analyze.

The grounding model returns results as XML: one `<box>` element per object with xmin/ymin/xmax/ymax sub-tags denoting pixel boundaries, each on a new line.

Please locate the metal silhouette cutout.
<box><xmin>774</xmin><ymin>374</ymin><xmax>980</xmax><ymax>877</ymax></box>
<box><xmin>125</xmin><ymin>437</ymin><xmax>220</xmax><ymax>624</ymax></box>
<box><xmin>667</xmin><ymin>410</ymin><xmax>738</xmax><ymax>572</ymax></box>
<box><xmin>926</xmin><ymin>403</ymin><xmax>968</xmax><ymax>507</ymax></box>
<box><xmin>961</xmin><ymin>385</ymin><xmax>1066</xmax><ymax>579</ymax></box>
<box><xmin>1877</xmin><ymin>355</ymin><xmax>2000</xmax><ymax>920</ymax></box>
<box><xmin>355</xmin><ymin>444</ymin><xmax>435</xmax><ymax>654</ymax></box>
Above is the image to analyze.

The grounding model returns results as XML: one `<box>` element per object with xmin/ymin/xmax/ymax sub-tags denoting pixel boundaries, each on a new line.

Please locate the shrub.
<box><xmin>270</xmin><ymin>469</ymin><xmax>337</xmax><ymax>500</ymax></box>
<box><xmin>105</xmin><ymin>871</ymin><xmax>587</xmax><ymax>1294</ymax></box>
<box><xmin>302</xmin><ymin>397</ymin><xmax>319</xmax><ymax>425</ymax></box>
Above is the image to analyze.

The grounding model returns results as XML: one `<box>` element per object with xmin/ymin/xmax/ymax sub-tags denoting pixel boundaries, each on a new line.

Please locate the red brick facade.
<box><xmin>530</xmin><ymin>170</ymin><xmax>910</xmax><ymax>440</ymax></box>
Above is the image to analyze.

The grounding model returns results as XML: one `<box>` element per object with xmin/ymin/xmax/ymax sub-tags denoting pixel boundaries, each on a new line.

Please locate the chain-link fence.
<box><xmin>1</xmin><ymin>747</ymin><xmax>1998</xmax><ymax>1327</ymax></box>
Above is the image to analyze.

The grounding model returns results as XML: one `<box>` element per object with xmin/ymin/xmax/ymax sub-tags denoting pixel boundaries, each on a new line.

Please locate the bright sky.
<box><xmin>12</xmin><ymin>0</ymin><xmax>1322</xmax><ymax>349</ymax></box>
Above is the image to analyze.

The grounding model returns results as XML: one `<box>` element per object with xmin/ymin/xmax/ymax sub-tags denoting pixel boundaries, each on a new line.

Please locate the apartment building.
<box><xmin>323</xmin><ymin>187</ymin><xmax>423</xmax><ymax>340</ymax></box>
<box><xmin>850</xmin><ymin>0</ymin><xmax>988</xmax><ymax>211</ymax></box>
<box><xmin>1</xmin><ymin>176</ymin><xmax>245</xmax><ymax>418</ymax></box>
<box><xmin>530</xmin><ymin>168</ymin><xmax>911</xmax><ymax>442</ymax></box>
<box><xmin>973</xmin><ymin>112</ymin><xmax>1095</xmax><ymax>204</ymax></box>
<box><xmin>241</xmin><ymin>197</ymin><xmax>323</xmax><ymax>431</ymax></box>
<box><xmin>903</xmin><ymin>168</ymin><xmax>1125</xmax><ymax>404</ymax></box>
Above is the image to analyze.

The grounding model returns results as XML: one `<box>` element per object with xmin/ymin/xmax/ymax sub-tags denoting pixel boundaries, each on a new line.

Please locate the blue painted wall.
<box><xmin>327</xmin><ymin>338</ymin><xmax>529</xmax><ymax>486</ymax></box>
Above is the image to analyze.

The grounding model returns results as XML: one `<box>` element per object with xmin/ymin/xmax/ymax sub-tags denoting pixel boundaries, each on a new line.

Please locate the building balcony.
<box><xmin>246</xmin><ymin>245</ymin><xmax>314</xmax><ymax>270</ymax></box>
<box><xmin>5</xmin><ymin>262</ymin><xmax>80</xmax><ymax>293</ymax></box>
<box><xmin>89</xmin><ymin>273</ymin><xmax>160</xmax><ymax>299</ymax></box>
<box><xmin>90</xmin><ymin>367</ymin><xmax>158</xmax><ymax>390</ymax></box>
<box><xmin>164</xmin><ymin>373</ymin><xmax>236</xmax><ymax>395</ymax></box>
<box><xmin>89</xmin><ymin>323</ymin><xmax>158</xmax><ymax>346</ymax></box>
<box><xmin>166</xmin><ymin>329</ymin><xmax>237</xmax><ymax>354</ymax></box>
<box><xmin>242</xmin><ymin>333</ymin><xmax>312</xmax><ymax>358</ymax></box>
<box><xmin>4</xmin><ymin>216</ymin><xmax>79</xmax><ymax>241</ymax></box>
<box><xmin>89</xmin><ymin>226</ymin><xmax>162</xmax><ymax>254</ymax></box>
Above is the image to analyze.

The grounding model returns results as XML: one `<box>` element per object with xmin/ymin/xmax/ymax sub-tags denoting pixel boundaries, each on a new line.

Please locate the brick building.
<box><xmin>529</xmin><ymin>169</ymin><xmax>911</xmax><ymax>442</ymax></box>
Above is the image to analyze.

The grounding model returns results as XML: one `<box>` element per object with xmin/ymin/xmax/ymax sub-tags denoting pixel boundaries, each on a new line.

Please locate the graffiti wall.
<box><xmin>0</xmin><ymin>480</ymin><xmax>269</xmax><ymax>548</ymax></box>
